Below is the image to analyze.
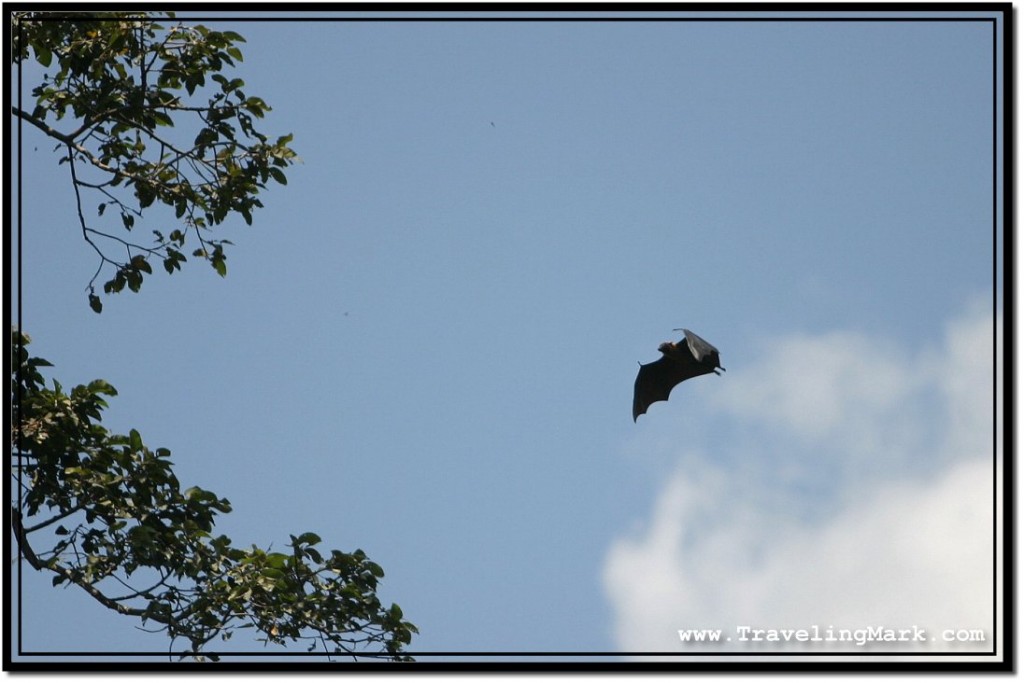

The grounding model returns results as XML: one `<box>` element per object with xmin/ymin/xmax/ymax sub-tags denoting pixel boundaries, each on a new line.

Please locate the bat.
<box><xmin>632</xmin><ymin>329</ymin><xmax>725</xmax><ymax>421</ymax></box>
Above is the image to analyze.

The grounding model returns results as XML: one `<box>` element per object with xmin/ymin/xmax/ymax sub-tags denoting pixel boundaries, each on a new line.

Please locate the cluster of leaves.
<box><xmin>11</xmin><ymin>12</ymin><xmax>297</xmax><ymax>312</ymax></box>
<box><xmin>12</xmin><ymin>329</ymin><xmax>418</xmax><ymax>660</ymax></box>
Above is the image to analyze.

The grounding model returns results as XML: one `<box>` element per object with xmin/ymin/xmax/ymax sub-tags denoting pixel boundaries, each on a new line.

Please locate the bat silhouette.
<box><xmin>632</xmin><ymin>329</ymin><xmax>725</xmax><ymax>421</ymax></box>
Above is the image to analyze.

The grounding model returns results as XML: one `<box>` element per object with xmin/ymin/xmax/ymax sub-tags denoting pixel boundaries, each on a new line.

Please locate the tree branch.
<box><xmin>12</xmin><ymin>106</ymin><xmax>74</xmax><ymax>146</ymax></box>
<box><xmin>14</xmin><ymin>509</ymin><xmax>178</xmax><ymax>624</ymax></box>
<box><xmin>11</xmin><ymin>510</ymin><xmax>44</xmax><ymax>570</ymax></box>
<box><xmin>22</xmin><ymin>502</ymin><xmax>87</xmax><ymax>534</ymax></box>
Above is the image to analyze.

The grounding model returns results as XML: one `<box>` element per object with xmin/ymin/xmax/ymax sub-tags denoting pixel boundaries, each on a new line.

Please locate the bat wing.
<box><xmin>682</xmin><ymin>329</ymin><xmax>720</xmax><ymax>364</ymax></box>
<box><xmin>632</xmin><ymin>355</ymin><xmax>713</xmax><ymax>421</ymax></box>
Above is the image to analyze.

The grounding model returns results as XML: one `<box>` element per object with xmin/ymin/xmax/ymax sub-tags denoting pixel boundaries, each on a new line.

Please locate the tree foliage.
<box><xmin>12</xmin><ymin>11</ymin><xmax>297</xmax><ymax>312</ymax></box>
<box><xmin>11</xmin><ymin>12</ymin><xmax>416</xmax><ymax>661</ymax></box>
<box><xmin>12</xmin><ymin>330</ymin><xmax>418</xmax><ymax>660</ymax></box>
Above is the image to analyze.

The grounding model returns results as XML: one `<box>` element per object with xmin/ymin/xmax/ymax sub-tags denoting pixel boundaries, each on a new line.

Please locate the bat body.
<box><xmin>632</xmin><ymin>329</ymin><xmax>725</xmax><ymax>421</ymax></box>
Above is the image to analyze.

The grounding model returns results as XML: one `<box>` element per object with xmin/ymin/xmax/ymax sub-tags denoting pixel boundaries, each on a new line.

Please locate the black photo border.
<box><xmin>5</xmin><ymin>2</ymin><xmax>1013</xmax><ymax>673</ymax></box>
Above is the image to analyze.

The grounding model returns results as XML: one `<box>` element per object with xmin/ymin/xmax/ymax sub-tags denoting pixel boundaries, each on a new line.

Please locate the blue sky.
<box><xmin>12</xmin><ymin>9</ymin><xmax>1004</xmax><ymax>664</ymax></box>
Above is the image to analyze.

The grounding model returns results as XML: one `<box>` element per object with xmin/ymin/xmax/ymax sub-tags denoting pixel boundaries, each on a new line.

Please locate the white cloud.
<box><xmin>605</xmin><ymin>302</ymin><xmax>999</xmax><ymax>659</ymax></box>
<box><xmin>711</xmin><ymin>330</ymin><xmax>919</xmax><ymax>442</ymax></box>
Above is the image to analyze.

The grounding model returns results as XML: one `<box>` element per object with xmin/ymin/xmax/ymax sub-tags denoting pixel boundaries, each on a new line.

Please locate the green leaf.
<box><xmin>264</xmin><ymin>554</ymin><xmax>289</xmax><ymax>571</ymax></box>
<box><xmin>212</xmin><ymin>257</ymin><xmax>227</xmax><ymax>278</ymax></box>
<box><xmin>137</xmin><ymin>185</ymin><xmax>155</xmax><ymax>209</ymax></box>
<box><xmin>35</xmin><ymin>46</ymin><xmax>53</xmax><ymax>67</ymax></box>
<box><xmin>185</xmin><ymin>487</ymin><xmax>214</xmax><ymax>502</ymax></box>
<box><xmin>152</xmin><ymin>111</ymin><xmax>174</xmax><ymax>127</ymax></box>
<box><xmin>87</xmin><ymin>379</ymin><xmax>117</xmax><ymax>396</ymax></box>
<box><xmin>194</xmin><ymin>127</ymin><xmax>218</xmax><ymax>147</ymax></box>
<box><xmin>243</xmin><ymin>96</ymin><xmax>267</xmax><ymax>117</ymax></box>
<box><xmin>269</xmin><ymin>168</ymin><xmax>287</xmax><ymax>185</ymax></box>
<box><xmin>88</xmin><ymin>293</ymin><xmax>103</xmax><ymax>313</ymax></box>
<box><xmin>126</xmin><ymin>269</ymin><xmax>143</xmax><ymax>292</ymax></box>
<box><xmin>296</xmin><ymin>532</ymin><xmax>321</xmax><ymax>546</ymax></box>
<box><xmin>129</xmin><ymin>429</ymin><xmax>144</xmax><ymax>451</ymax></box>
<box><xmin>105</xmin><ymin>274</ymin><xmax>125</xmax><ymax>294</ymax></box>
<box><xmin>131</xmin><ymin>256</ymin><xmax>152</xmax><ymax>274</ymax></box>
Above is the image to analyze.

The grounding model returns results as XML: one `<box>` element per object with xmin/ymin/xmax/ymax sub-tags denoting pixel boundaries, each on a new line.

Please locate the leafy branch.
<box><xmin>11</xmin><ymin>329</ymin><xmax>418</xmax><ymax>660</ymax></box>
<box><xmin>12</xmin><ymin>12</ymin><xmax>297</xmax><ymax>312</ymax></box>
